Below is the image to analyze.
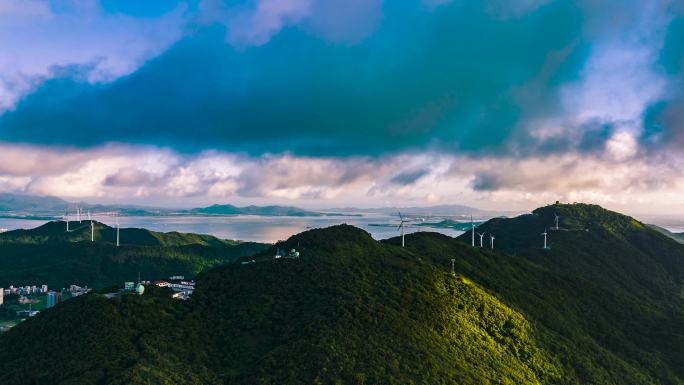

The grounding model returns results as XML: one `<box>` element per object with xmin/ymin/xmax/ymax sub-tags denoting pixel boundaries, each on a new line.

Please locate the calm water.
<box><xmin>0</xmin><ymin>215</ymin><xmax>464</xmax><ymax>243</ymax></box>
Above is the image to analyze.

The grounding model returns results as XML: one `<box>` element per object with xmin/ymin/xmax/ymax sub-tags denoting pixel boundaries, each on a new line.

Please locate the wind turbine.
<box><xmin>470</xmin><ymin>215</ymin><xmax>475</xmax><ymax>247</ymax></box>
<box><xmin>77</xmin><ymin>208</ymin><xmax>81</xmax><ymax>223</ymax></box>
<box><xmin>450</xmin><ymin>259</ymin><xmax>455</xmax><ymax>276</ymax></box>
<box><xmin>64</xmin><ymin>210</ymin><xmax>70</xmax><ymax>232</ymax></box>
<box><xmin>476</xmin><ymin>231</ymin><xmax>485</xmax><ymax>247</ymax></box>
<box><xmin>397</xmin><ymin>212</ymin><xmax>407</xmax><ymax>247</ymax></box>
<box><xmin>116</xmin><ymin>215</ymin><xmax>120</xmax><ymax>247</ymax></box>
<box><xmin>489</xmin><ymin>234</ymin><xmax>495</xmax><ymax>249</ymax></box>
<box><xmin>554</xmin><ymin>213</ymin><xmax>560</xmax><ymax>231</ymax></box>
<box><xmin>541</xmin><ymin>228</ymin><xmax>548</xmax><ymax>249</ymax></box>
<box><xmin>91</xmin><ymin>220</ymin><xmax>94</xmax><ymax>242</ymax></box>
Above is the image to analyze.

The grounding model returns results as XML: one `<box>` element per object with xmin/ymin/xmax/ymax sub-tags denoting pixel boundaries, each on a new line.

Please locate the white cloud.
<box><xmin>0</xmin><ymin>1</ymin><xmax>188</xmax><ymax>111</ymax></box>
<box><xmin>199</xmin><ymin>0</ymin><xmax>382</xmax><ymax>47</ymax></box>
<box><xmin>0</xmin><ymin>142</ymin><xmax>683</xmax><ymax>215</ymax></box>
<box><xmin>0</xmin><ymin>0</ymin><xmax>52</xmax><ymax>23</ymax></box>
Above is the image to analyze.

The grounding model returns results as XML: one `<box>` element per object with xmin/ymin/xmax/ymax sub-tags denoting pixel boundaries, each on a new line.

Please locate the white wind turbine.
<box><xmin>554</xmin><ymin>213</ymin><xmax>560</xmax><ymax>231</ymax></box>
<box><xmin>489</xmin><ymin>234</ymin><xmax>495</xmax><ymax>249</ymax></box>
<box><xmin>476</xmin><ymin>231</ymin><xmax>485</xmax><ymax>247</ymax></box>
<box><xmin>64</xmin><ymin>210</ymin><xmax>70</xmax><ymax>232</ymax></box>
<box><xmin>470</xmin><ymin>215</ymin><xmax>475</xmax><ymax>247</ymax></box>
<box><xmin>116</xmin><ymin>214</ymin><xmax>120</xmax><ymax>247</ymax></box>
<box><xmin>397</xmin><ymin>212</ymin><xmax>407</xmax><ymax>247</ymax></box>
<box><xmin>541</xmin><ymin>228</ymin><xmax>548</xmax><ymax>249</ymax></box>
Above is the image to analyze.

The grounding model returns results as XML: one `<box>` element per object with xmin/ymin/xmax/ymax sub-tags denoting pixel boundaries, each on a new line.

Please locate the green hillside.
<box><xmin>0</xmin><ymin>204</ymin><xmax>682</xmax><ymax>384</ymax></box>
<box><xmin>0</xmin><ymin>220</ymin><xmax>234</xmax><ymax>247</ymax></box>
<box><xmin>0</xmin><ymin>225</ymin><xmax>563</xmax><ymax>385</ymax></box>
<box><xmin>448</xmin><ymin>203</ymin><xmax>684</xmax><ymax>383</ymax></box>
<box><xmin>0</xmin><ymin>221</ymin><xmax>269</xmax><ymax>288</ymax></box>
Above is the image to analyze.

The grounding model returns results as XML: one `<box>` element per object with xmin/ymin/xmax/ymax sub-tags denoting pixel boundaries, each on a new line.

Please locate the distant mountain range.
<box><xmin>0</xmin><ymin>193</ymin><xmax>332</xmax><ymax>217</ymax></box>
<box><xmin>0</xmin><ymin>193</ymin><xmax>511</xmax><ymax>219</ymax></box>
<box><xmin>647</xmin><ymin>224</ymin><xmax>684</xmax><ymax>244</ymax></box>
<box><xmin>0</xmin><ymin>193</ymin><xmax>70</xmax><ymax>212</ymax></box>
<box><xmin>187</xmin><ymin>204</ymin><xmax>328</xmax><ymax>217</ymax></box>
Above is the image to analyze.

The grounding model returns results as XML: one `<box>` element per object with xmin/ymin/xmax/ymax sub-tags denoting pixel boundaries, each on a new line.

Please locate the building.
<box><xmin>171</xmin><ymin>291</ymin><xmax>191</xmax><ymax>300</ymax></box>
<box><xmin>135</xmin><ymin>282</ymin><xmax>145</xmax><ymax>296</ymax></box>
<box><xmin>16</xmin><ymin>307</ymin><xmax>39</xmax><ymax>318</ymax></box>
<box><xmin>46</xmin><ymin>291</ymin><xmax>56</xmax><ymax>308</ymax></box>
<box><xmin>46</xmin><ymin>291</ymin><xmax>62</xmax><ymax>308</ymax></box>
<box><xmin>124</xmin><ymin>282</ymin><xmax>135</xmax><ymax>291</ymax></box>
<box><xmin>69</xmin><ymin>285</ymin><xmax>90</xmax><ymax>297</ymax></box>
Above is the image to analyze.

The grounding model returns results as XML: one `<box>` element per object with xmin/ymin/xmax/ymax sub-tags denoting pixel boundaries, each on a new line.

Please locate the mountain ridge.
<box><xmin>0</xmin><ymin>220</ymin><xmax>269</xmax><ymax>288</ymax></box>
<box><xmin>0</xmin><ymin>203</ymin><xmax>682</xmax><ymax>384</ymax></box>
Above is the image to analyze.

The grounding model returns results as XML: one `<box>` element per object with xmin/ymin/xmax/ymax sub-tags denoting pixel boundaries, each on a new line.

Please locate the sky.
<box><xmin>0</xmin><ymin>0</ymin><xmax>683</xmax><ymax>214</ymax></box>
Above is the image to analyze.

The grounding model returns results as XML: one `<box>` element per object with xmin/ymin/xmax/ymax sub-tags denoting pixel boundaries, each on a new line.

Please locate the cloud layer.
<box><xmin>0</xmin><ymin>141</ymin><xmax>682</xmax><ymax>215</ymax></box>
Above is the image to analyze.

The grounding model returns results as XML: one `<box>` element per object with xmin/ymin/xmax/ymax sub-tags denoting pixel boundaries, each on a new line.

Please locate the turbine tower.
<box><xmin>116</xmin><ymin>215</ymin><xmax>120</xmax><ymax>247</ymax></box>
<box><xmin>471</xmin><ymin>215</ymin><xmax>475</xmax><ymax>247</ymax></box>
<box><xmin>77</xmin><ymin>208</ymin><xmax>81</xmax><ymax>223</ymax></box>
<box><xmin>477</xmin><ymin>232</ymin><xmax>485</xmax><ymax>247</ymax></box>
<box><xmin>397</xmin><ymin>212</ymin><xmax>407</xmax><ymax>247</ymax></box>
<box><xmin>64</xmin><ymin>210</ymin><xmax>70</xmax><ymax>232</ymax></box>
<box><xmin>450</xmin><ymin>259</ymin><xmax>455</xmax><ymax>276</ymax></box>
<box><xmin>554</xmin><ymin>213</ymin><xmax>560</xmax><ymax>231</ymax></box>
<box><xmin>541</xmin><ymin>228</ymin><xmax>548</xmax><ymax>249</ymax></box>
<box><xmin>489</xmin><ymin>234</ymin><xmax>495</xmax><ymax>249</ymax></box>
<box><xmin>91</xmin><ymin>220</ymin><xmax>94</xmax><ymax>242</ymax></box>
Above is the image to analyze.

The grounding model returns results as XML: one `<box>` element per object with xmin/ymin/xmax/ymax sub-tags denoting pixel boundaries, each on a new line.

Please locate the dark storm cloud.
<box><xmin>471</xmin><ymin>173</ymin><xmax>500</xmax><ymax>191</ymax></box>
<box><xmin>642</xmin><ymin>11</ymin><xmax>684</xmax><ymax>149</ymax></box>
<box><xmin>390</xmin><ymin>169</ymin><xmax>430</xmax><ymax>186</ymax></box>
<box><xmin>0</xmin><ymin>1</ymin><xmax>588</xmax><ymax>157</ymax></box>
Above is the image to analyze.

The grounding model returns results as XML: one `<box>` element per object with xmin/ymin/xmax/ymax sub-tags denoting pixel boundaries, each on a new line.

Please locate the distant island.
<box><xmin>0</xmin><ymin>193</ymin><xmax>350</xmax><ymax>218</ymax></box>
<box><xmin>369</xmin><ymin>219</ymin><xmax>485</xmax><ymax>231</ymax></box>
<box><xmin>185</xmin><ymin>204</ymin><xmax>352</xmax><ymax>217</ymax></box>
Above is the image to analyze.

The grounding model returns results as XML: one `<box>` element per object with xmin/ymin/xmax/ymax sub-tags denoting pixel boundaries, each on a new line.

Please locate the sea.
<box><xmin>0</xmin><ymin>215</ymin><xmax>465</xmax><ymax>243</ymax></box>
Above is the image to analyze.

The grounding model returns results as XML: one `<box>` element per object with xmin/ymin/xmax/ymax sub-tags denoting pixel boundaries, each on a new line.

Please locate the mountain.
<box><xmin>0</xmin><ymin>221</ymin><xmax>269</xmax><ymax>288</ymax></box>
<box><xmin>0</xmin><ymin>220</ymin><xmax>235</xmax><ymax>247</ymax></box>
<box><xmin>189</xmin><ymin>204</ymin><xmax>325</xmax><ymax>216</ymax></box>
<box><xmin>0</xmin><ymin>193</ymin><xmax>333</xmax><ymax>217</ymax></box>
<box><xmin>416</xmin><ymin>218</ymin><xmax>484</xmax><ymax>230</ymax></box>
<box><xmin>648</xmin><ymin>224</ymin><xmax>684</xmax><ymax>244</ymax></box>
<box><xmin>0</xmin><ymin>203</ymin><xmax>682</xmax><ymax>384</ymax></box>
<box><xmin>0</xmin><ymin>193</ymin><xmax>172</xmax><ymax>216</ymax></box>
<box><xmin>0</xmin><ymin>193</ymin><xmax>69</xmax><ymax>212</ymax></box>
<box><xmin>322</xmin><ymin>204</ymin><xmax>518</xmax><ymax>218</ymax></box>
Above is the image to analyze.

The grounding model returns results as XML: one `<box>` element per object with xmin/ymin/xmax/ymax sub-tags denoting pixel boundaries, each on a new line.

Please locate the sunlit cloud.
<box><xmin>0</xmin><ymin>142</ymin><xmax>682</xmax><ymax>215</ymax></box>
